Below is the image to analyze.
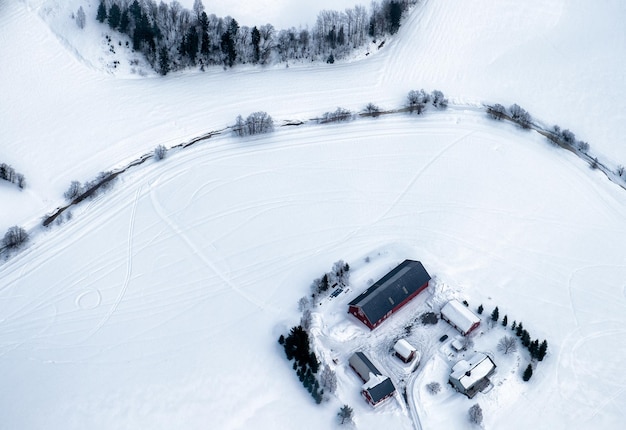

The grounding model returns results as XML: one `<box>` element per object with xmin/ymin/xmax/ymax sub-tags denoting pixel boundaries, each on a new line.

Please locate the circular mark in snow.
<box><xmin>75</xmin><ymin>289</ymin><xmax>102</xmax><ymax>310</ymax></box>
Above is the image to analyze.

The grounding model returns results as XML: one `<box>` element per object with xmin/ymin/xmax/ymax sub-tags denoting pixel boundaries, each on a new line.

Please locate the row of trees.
<box><xmin>487</xmin><ymin>103</ymin><xmax>532</xmax><ymax>129</ymax></box>
<box><xmin>233</xmin><ymin>111</ymin><xmax>274</xmax><ymax>137</ymax></box>
<box><xmin>278</xmin><ymin>325</ymin><xmax>324</xmax><ymax>403</ymax></box>
<box><xmin>0</xmin><ymin>163</ymin><xmax>26</xmax><ymax>190</ymax></box>
<box><xmin>90</xmin><ymin>0</ymin><xmax>416</xmax><ymax>74</ymax></box>
<box><xmin>407</xmin><ymin>89</ymin><xmax>448</xmax><ymax>114</ymax></box>
<box><xmin>477</xmin><ymin>302</ymin><xmax>548</xmax><ymax>382</ymax></box>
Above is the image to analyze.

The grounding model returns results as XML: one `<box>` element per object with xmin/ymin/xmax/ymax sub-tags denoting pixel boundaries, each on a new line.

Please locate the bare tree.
<box><xmin>64</xmin><ymin>180</ymin><xmax>83</xmax><ymax>201</ymax></box>
<box><xmin>365</xmin><ymin>102</ymin><xmax>381</xmax><ymax>117</ymax></box>
<box><xmin>407</xmin><ymin>89</ymin><xmax>430</xmax><ymax>114</ymax></box>
<box><xmin>3</xmin><ymin>226</ymin><xmax>28</xmax><ymax>249</ymax></box>
<box><xmin>320</xmin><ymin>364</ymin><xmax>337</xmax><ymax>394</ymax></box>
<box><xmin>497</xmin><ymin>336</ymin><xmax>518</xmax><ymax>355</ymax></box>
<box><xmin>487</xmin><ymin>103</ymin><xmax>506</xmax><ymax>120</ymax></box>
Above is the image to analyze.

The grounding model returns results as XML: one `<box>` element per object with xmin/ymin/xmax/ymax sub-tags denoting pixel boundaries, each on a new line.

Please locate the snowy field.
<box><xmin>1</xmin><ymin>0</ymin><xmax>626</xmax><ymax>428</ymax></box>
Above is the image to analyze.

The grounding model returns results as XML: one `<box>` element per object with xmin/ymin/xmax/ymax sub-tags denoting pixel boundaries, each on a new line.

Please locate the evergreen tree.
<box><xmin>516</xmin><ymin>322</ymin><xmax>524</xmax><ymax>337</ymax></box>
<box><xmin>511</xmin><ymin>320</ymin><xmax>517</xmax><ymax>331</ymax></box>
<box><xmin>523</xmin><ymin>364</ymin><xmax>533</xmax><ymax>381</ymax></box>
<box><xmin>96</xmin><ymin>0</ymin><xmax>107</xmax><ymax>23</ymax></box>
<box><xmin>251</xmin><ymin>26</ymin><xmax>261</xmax><ymax>63</ymax></box>
<box><xmin>200</xmin><ymin>12</ymin><xmax>210</xmax><ymax>58</ymax></box>
<box><xmin>502</xmin><ymin>315</ymin><xmax>508</xmax><ymax>328</ymax></box>
<box><xmin>387</xmin><ymin>0</ymin><xmax>403</xmax><ymax>34</ymax></box>
<box><xmin>158</xmin><ymin>46</ymin><xmax>170</xmax><ymax>75</ymax></box>
<box><xmin>338</xmin><ymin>404</ymin><xmax>354</xmax><ymax>425</ymax></box>
<box><xmin>185</xmin><ymin>26</ymin><xmax>199</xmax><ymax>64</ymax></box>
<box><xmin>490</xmin><ymin>306</ymin><xmax>500</xmax><ymax>323</ymax></box>
<box><xmin>529</xmin><ymin>339</ymin><xmax>540</xmax><ymax>360</ymax></box>
<box><xmin>108</xmin><ymin>3</ymin><xmax>121</xmax><ymax>29</ymax></box>
<box><xmin>521</xmin><ymin>330</ymin><xmax>531</xmax><ymax>348</ymax></box>
<box><xmin>538</xmin><ymin>340</ymin><xmax>548</xmax><ymax>361</ymax></box>
<box><xmin>477</xmin><ymin>304</ymin><xmax>484</xmax><ymax>315</ymax></box>
<box><xmin>76</xmin><ymin>6</ymin><xmax>86</xmax><ymax>29</ymax></box>
<box><xmin>119</xmin><ymin>10</ymin><xmax>129</xmax><ymax>34</ymax></box>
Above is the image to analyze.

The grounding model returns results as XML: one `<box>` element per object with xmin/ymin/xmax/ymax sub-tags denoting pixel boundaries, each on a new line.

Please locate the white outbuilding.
<box><xmin>441</xmin><ymin>300</ymin><xmax>481</xmax><ymax>335</ymax></box>
<box><xmin>393</xmin><ymin>339</ymin><xmax>417</xmax><ymax>363</ymax></box>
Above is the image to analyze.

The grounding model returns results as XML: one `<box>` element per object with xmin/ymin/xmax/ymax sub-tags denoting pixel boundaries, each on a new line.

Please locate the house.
<box><xmin>449</xmin><ymin>353</ymin><xmax>496</xmax><ymax>398</ymax></box>
<box><xmin>393</xmin><ymin>339</ymin><xmax>417</xmax><ymax>363</ymax></box>
<box><xmin>349</xmin><ymin>352</ymin><xmax>396</xmax><ymax>406</ymax></box>
<box><xmin>440</xmin><ymin>300</ymin><xmax>481</xmax><ymax>335</ymax></box>
<box><xmin>348</xmin><ymin>260</ymin><xmax>431</xmax><ymax>330</ymax></box>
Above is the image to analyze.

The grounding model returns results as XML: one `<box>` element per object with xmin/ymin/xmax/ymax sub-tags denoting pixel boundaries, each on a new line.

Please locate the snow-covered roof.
<box><xmin>393</xmin><ymin>339</ymin><xmax>416</xmax><ymax>358</ymax></box>
<box><xmin>441</xmin><ymin>300</ymin><xmax>480</xmax><ymax>333</ymax></box>
<box><xmin>349</xmin><ymin>352</ymin><xmax>382</xmax><ymax>382</ymax></box>
<box><xmin>450</xmin><ymin>353</ymin><xmax>496</xmax><ymax>390</ymax></box>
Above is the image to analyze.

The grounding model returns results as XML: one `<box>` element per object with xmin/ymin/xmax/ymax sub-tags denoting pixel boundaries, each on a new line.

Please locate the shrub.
<box><xmin>64</xmin><ymin>181</ymin><xmax>83</xmax><ymax>201</ymax></box>
<box><xmin>468</xmin><ymin>404</ymin><xmax>483</xmax><ymax>425</ymax></box>
<box><xmin>407</xmin><ymin>89</ymin><xmax>430</xmax><ymax>114</ymax></box>
<box><xmin>365</xmin><ymin>102</ymin><xmax>382</xmax><ymax>117</ymax></box>
<box><xmin>426</xmin><ymin>381</ymin><xmax>441</xmax><ymax>394</ymax></box>
<box><xmin>509</xmin><ymin>104</ymin><xmax>532</xmax><ymax>128</ymax></box>
<box><xmin>420</xmin><ymin>312</ymin><xmax>438</xmax><ymax>325</ymax></box>
<box><xmin>320</xmin><ymin>107</ymin><xmax>353</xmax><ymax>123</ymax></box>
<box><xmin>431</xmin><ymin>90</ymin><xmax>448</xmax><ymax>109</ymax></box>
<box><xmin>487</xmin><ymin>103</ymin><xmax>506</xmax><ymax>120</ymax></box>
<box><xmin>154</xmin><ymin>144</ymin><xmax>167</xmax><ymax>160</ymax></box>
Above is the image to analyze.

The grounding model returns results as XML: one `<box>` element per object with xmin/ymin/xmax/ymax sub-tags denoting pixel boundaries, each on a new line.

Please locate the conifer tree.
<box><xmin>516</xmin><ymin>322</ymin><xmax>524</xmax><ymax>337</ymax></box>
<box><xmin>108</xmin><ymin>3</ymin><xmax>121</xmax><ymax>29</ymax></box>
<box><xmin>502</xmin><ymin>315</ymin><xmax>508</xmax><ymax>328</ymax></box>
<box><xmin>490</xmin><ymin>306</ymin><xmax>500</xmax><ymax>323</ymax></box>
<box><xmin>521</xmin><ymin>330</ymin><xmax>531</xmax><ymax>348</ymax></box>
<box><xmin>538</xmin><ymin>340</ymin><xmax>548</xmax><ymax>361</ymax></box>
<box><xmin>477</xmin><ymin>304</ymin><xmax>484</xmax><ymax>315</ymax></box>
<box><xmin>158</xmin><ymin>46</ymin><xmax>170</xmax><ymax>75</ymax></box>
<box><xmin>511</xmin><ymin>320</ymin><xmax>517</xmax><ymax>331</ymax></box>
<box><xmin>523</xmin><ymin>364</ymin><xmax>533</xmax><ymax>381</ymax></box>
<box><xmin>529</xmin><ymin>339</ymin><xmax>539</xmax><ymax>359</ymax></box>
<box><xmin>338</xmin><ymin>405</ymin><xmax>354</xmax><ymax>425</ymax></box>
<box><xmin>96</xmin><ymin>0</ymin><xmax>107</xmax><ymax>23</ymax></box>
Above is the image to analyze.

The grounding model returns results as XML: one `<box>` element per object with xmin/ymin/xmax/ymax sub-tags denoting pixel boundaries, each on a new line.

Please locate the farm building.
<box><xmin>348</xmin><ymin>260</ymin><xmax>431</xmax><ymax>330</ymax></box>
<box><xmin>449</xmin><ymin>353</ymin><xmax>496</xmax><ymax>398</ymax></box>
<box><xmin>349</xmin><ymin>352</ymin><xmax>396</xmax><ymax>406</ymax></box>
<box><xmin>393</xmin><ymin>339</ymin><xmax>417</xmax><ymax>363</ymax></box>
<box><xmin>441</xmin><ymin>300</ymin><xmax>481</xmax><ymax>335</ymax></box>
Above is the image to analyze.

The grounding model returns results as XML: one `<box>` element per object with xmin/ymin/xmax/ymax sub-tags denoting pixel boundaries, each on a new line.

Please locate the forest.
<box><xmin>91</xmin><ymin>0</ymin><xmax>416</xmax><ymax>74</ymax></box>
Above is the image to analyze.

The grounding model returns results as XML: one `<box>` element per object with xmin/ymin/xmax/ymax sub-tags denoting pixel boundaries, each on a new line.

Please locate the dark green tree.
<box><xmin>387</xmin><ymin>0</ymin><xmax>403</xmax><ymax>34</ymax></box>
<box><xmin>538</xmin><ymin>340</ymin><xmax>548</xmax><ymax>361</ymax></box>
<box><xmin>502</xmin><ymin>315</ymin><xmax>508</xmax><ymax>327</ymax></box>
<box><xmin>516</xmin><ymin>322</ymin><xmax>524</xmax><ymax>337</ymax></box>
<box><xmin>523</xmin><ymin>364</ymin><xmax>533</xmax><ymax>381</ymax></box>
<box><xmin>521</xmin><ymin>330</ymin><xmax>531</xmax><ymax>348</ymax></box>
<box><xmin>108</xmin><ymin>3</ymin><xmax>121</xmax><ymax>29</ymax></box>
<box><xmin>119</xmin><ymin>9</ymin><xmax>129</xmax><ymax>33</ymax></box>
<box><xmin>491</xmin><ymin>306</ymin><xmax>500</xmax><ymax>323</ymax></box>
<box><xmin>185</xmin><ymin>26</ymin><xmax>199</xmax><ymax>63</ymax></box>
<box><xmin>158</xmin><ymin>46</ymin><xmax>170</xmax><ymax>75</ymax></box>
<box><xmin>96</xmin><ymin>0</ymin><xmax>107</xmax><ymax>23</ymax></box>
<box><xmin>477</xmin><ymin>304</ymin><xmax>484</xmax><ymax>315</ymax></box>
<box><xmin>200</xmin><ymin>12</ymin><xmax>210</xmax><ymax>58</ymax></box>
<box><xmin>511</xmin><ymin>320</ymin><xmax>517</xmax><ymax>331</ymax></box>
<box><xmin>529</xmin><ymin>339</ymin><xmax>540</xmax><ymax>359</ymax></box>
<box><xmin>251</xmin><ymin>26</ymin><xmax>261</xmax><ymax>63</ymax></box>
<box><xmin>338</xmin><ymin>404</ymin><xmax>354</xmax><ymax>424</ymax></box>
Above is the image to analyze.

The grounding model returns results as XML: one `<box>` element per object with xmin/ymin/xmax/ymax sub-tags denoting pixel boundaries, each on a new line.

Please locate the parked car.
<box><xmin>439</xmin><ymin>334</ymin><xmax>449</xmax><ymax>342</ymax></box>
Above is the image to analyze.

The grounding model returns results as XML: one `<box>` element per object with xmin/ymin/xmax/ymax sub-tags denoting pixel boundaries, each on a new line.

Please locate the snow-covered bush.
<box><xmin>320</xmin><ymin>107</ymin><xmax>353</xmax><ymax>123</ymax></box>
<box><xmin>468</xmin><ymin>403</ymin><xmax>483</xmax><ymax>425</ymax></box>
<box><xmin>365</xmin><ymin>102</ymin><xmax>382</xmax><ymax>117</ymax></box>
<box><xmin>426</xmin><ymin>381</ymin><xmax>441</xmax><ymax>394</ymax></box>
<box><xmin>154</xmin><ymin>144</ymin><xmax>167</xmax><ymax>160</ymax></box>
<box><xmin>487</xmin><ymin>103</ymin><xmax>507</xmax><ymax>120</ymax></box>
<box><xmin>407</xmin><ymin>89</ymin><xmax>430</xmax><ymax>114</ymax></box>
<box><xmin>431</xmin><ymin>90</ymin><xmax>448</xmax><ymax>109</ymax></box>
<box><xmin>509</xmin><ymin>104</ymin><xmax>532</xmax><ymax>128</ymax></box>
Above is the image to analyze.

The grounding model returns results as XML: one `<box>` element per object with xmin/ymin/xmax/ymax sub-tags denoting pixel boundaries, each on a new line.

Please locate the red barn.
<box><xmin>348</xmin><ymin>260</ymin><xmax>431</xmax><ymax>330</ymax></box>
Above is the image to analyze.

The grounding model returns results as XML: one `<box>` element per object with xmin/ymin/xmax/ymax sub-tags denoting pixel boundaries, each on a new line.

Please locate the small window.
<box><xmin>388</xmin><ymin>297</ymin><xmax>395</xmax><ymax>305</ymax></box>
<box><xmin>402</xmin><ymin>286</ymin><xmax>408</xmax><ymax>295</ymax></box>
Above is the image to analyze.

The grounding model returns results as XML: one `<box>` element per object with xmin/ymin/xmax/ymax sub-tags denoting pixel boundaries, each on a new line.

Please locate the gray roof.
<box><xmin>349</xmin><ymin>352</ymin><xmax>381</xmax><ymax>381</ymax></box>
<box><xmin>349</xmin><ymin>260</ymin><xmax>431</xmax><ymax>325</ymax></box>
<box><xmin>365</xmin><ymin>376</ymin><xmax>396</xmax><ymax>404</ymax></box>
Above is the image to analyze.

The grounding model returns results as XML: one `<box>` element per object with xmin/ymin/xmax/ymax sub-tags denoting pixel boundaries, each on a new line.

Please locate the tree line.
<box><xmin>90</xmin><ymin>0</ymin><xmax>416</xmax><ymax>75</ymax></box>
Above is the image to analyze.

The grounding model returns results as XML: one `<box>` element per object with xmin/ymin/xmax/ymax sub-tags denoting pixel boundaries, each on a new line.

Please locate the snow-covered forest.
<box><xmin>90</xmin><ymin>0</ymin><xmax>415</xmax><ymax>73</ymax></box>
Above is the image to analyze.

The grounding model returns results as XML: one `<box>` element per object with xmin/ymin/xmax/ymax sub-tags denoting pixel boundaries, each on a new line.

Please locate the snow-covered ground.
<box><xmin>2</xmin><ymin>0</ymin><xmax>626</xmax><ymax>428</ymax></box>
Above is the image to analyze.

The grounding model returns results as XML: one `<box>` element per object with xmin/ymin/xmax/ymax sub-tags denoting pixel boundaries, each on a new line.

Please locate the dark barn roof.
<box><xmin>365</xmin><ymin>377</ymin><xmax>396</xmax><ymax>404</ymax></box>
<box><xmin>349</xmin><ymin>260</ymin><xmax>431</xmax><ymax>326</ymax></box>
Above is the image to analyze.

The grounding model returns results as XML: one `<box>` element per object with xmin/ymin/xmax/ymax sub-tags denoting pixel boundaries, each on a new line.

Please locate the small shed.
<box><xmin>449</xmin><ymin>353</ymin><xmax>496</xmax><ymax>398</ymax></box>
<box><xmin>349</xmin><ymin>352</ymin><xmax>396</xmax><ymax>406</ymax></box>
<box><xmin>441</xmin><ymin>300</ymin><xmax>481</xmax><ymax>336</ymax></box>
<box><xmin>393</xmin><ymin>339</ymin><xmax>417</xmax><ymax>363</ymax></box>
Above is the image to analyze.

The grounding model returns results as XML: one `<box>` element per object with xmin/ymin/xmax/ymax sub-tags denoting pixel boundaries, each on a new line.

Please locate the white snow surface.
<box><xmin>1</xmin><ymin>0</ymin><xmax>626</xmax><ymax>429</ymax></box>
